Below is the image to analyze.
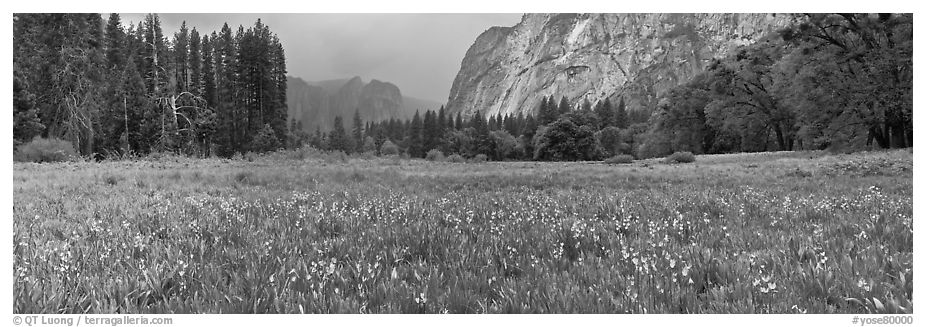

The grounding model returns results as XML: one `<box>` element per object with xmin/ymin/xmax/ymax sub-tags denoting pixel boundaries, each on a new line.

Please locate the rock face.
<box><xmin>287</xmin><ymin>76</ymin><xmax>441</xmax><ymax>132</ymax></box>
<box><xmin>446</xmin><ymin>13</ymin><xmax>796</xmax><ymax>118</ymax></box>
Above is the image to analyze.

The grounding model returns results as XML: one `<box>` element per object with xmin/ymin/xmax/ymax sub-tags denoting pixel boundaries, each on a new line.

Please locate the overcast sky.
<box><xmin>119</xmin><ymin>13</ymin><xmax>523</xmax><ymax>103</ymax></box>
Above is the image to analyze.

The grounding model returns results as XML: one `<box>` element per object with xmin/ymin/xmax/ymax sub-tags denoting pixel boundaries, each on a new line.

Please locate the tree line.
<box><xmin>14</xmin><ymin>13</ymin><xmax>910</xmax><ymax>162</ymax></box>
<box><xmin>301</xmin><ymin>14</ymin><xmax>911</xmax><ymax>162</ymax></box>
<box><xmin>13</xmin><ymin>13</ymin><xmax>288</xmax><ymax>158</ymax></box>
<box><xmin>298</xmin><ymin>95</ymin><xmax>640</xmax><ymax>161</ymax></box>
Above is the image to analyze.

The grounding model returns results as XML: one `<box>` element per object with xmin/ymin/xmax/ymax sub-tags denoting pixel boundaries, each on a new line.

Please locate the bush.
<box><xmin>14</xmin><ymin>137</ymin><xmax>78</xmax><ymax>163</ymax></box>
<box><xmin>244</xmin><ymin>152</ymin><xmax>258</xmax><ymax>162</ymax></box>
<box><xmin>665</xmin><ymin>151</ymin><xmax>696</xmax><ymax>164</ymax></box>
<box><xmin>425</xmin><ymin>149</ymin><xmax>445</xmax><ymax>161</ymax></box>
<box><xmin>380</xmin><ymin>140</ymin><xmax>399</xmax><ymax>156</ymax></box>
<box><xmin>471</xmin><ymin>154</ymin><xmax>488</xmax><ymax>163</ymax></box>
<box><xmin>604</xmin><ymin>154</ymin><xmax>634</xmax><ymax>164</ymax></box>
<box><xmin>249</xmin><ymin>124</ymin><xmax>282</xmax><ymax>153</ymax></box>
<box><xmin>281</xmin><ymin>145</ymin><xmax>322</xmax><ymax>160</ymax></box>
<box><xmin>447</xmin><ymin>154</ymin><xmax>466</xmax><ymax>163</ymax></box>
<box><xmin>360</xmin><ymin>151</ymin><xmax>376</xmax><ymax>160</ymax></box>
<box><xmin>324</xmin><ymin>151</ymin><xmax>348</xmax><ymax>164</ymax></box>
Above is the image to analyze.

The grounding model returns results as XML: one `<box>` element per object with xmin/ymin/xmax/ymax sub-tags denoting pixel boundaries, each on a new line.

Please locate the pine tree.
<box><xmin>173</xmin><ymin>21</ymin><xmax>190</xmax><ymax>93</ymax></box>
<box><xmin>423</xmin><ymin>110</ymin><xmax>438</xmax><ymax>151</ymax></box>
<box><xmin>328</xmin><ymin>115</ymin><xmax>348</xmax><ymax>152</ymax></box>
<box><xmin>352</xmin><ymin>110</ymin><xmax>363</xmax><ymax>153</ymax></box>
<box><xmin>104</xmin><ymin>14</ymin><xmax>126</xmax><ymax>70</ymax></box>
<box><xmin>613</xmin><ymin>97</ymin><xmax>627</xmax><ymax>129</ymax></box>
<box><xmin>558</xmin><ymin>96</ymin><xmax>570</xmax><ymax>116</ymax></box>
<box><xmin>470</xmin><ymin>110</ymin><xmax>491</xmax><ymax>156</ymax></box>
<box><xmin>408</xmin><ymin>111</ymin><xmax>424</xmax><ymax>157</ymax></box>
<box><xmin>214</xmin><ymin>23</ymin><xmax>237</xmax><ymax>156</ymax></box>
<box><xmin>189</xmin><ymin>28</ymin><xmax>201</xmax><ymax>95</ymax></box>
<box><xmin>539</xmin><ymin>96</ymin><xmax>557</xmax><ymax>125</ymax></box>
<box><xmin>201</xmin><ymin>34</ymin><xmax>217</xmax><ymax>109</ymax></box>
<box><xmin>595</xmin><ymin>99</ymin><xmax>613</xmax><ymax>130</ymax></box>
<box><xmin>13</xmin><ymin>71</ymin><xmax>44</xmax><ymax>145</ymax></box>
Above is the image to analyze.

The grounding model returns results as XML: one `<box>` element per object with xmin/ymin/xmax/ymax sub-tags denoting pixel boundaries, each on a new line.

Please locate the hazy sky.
<box><xmin>119</xmin><ymin>13</ymin><xmax>523</xmax><ymax>103</ymax></box>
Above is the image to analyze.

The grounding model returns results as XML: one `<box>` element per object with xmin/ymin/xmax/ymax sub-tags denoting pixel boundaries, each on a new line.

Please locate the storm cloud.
<box><xmin>119</xmin><ymin>13</ymin><xmax>522</xmax><ymax>103</ymax></box>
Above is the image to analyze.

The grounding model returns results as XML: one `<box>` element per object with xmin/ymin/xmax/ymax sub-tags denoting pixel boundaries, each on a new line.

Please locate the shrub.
<box><xmin>380</xmin><ymin>140</ymin><xmax>399</xmax><ymax>156</ymax></box>
<box><xmin>425</xmin><ymin>149</ymin><xmax>445</xmax><ymax>161</ymax></box>
<box><xmin>665</xmin><ymin>151</ymin><xmax>696</xmax><ymax>164</ymax></box>
<box><xmin>280</xmin><ymin>146</ymin><xmax>322</xmax><ymax>160</ymax></box>
<box><xmin>14</xmin><ymin>137</ymin><xmax>78</xmax><ymax>163</ymax></box>
<box><xmin>362</xmin><ymin>136</ymin><xmax>377</xmax><ymax>153</ymax></box>
<box><xmin>324</xmin><ymin>151</ymin><xmax>349</xmax><ymax>164</ymax></box>
<box><xmin>102</xmin><ymin>174</ymin><xmax>123</xmax><ymax>186</ymax></box>
<box><xmin>471</xmin><ymin>154</ymin><xmax>488</xmax><ymax>163</ymax></box>
<box><xmin>244</xmin><ymin>152</ymin><xmax>258</xmax><ymax>162</ymax></box>
<box><xmin>604</xmin><ymin>154</ymin><xmax>634</xmax><ymax>164</ymax></box>
<box><xmin>360</xmin><ymin>151</ymin><xmax>376</xmax><ymax>160</ymax></box>
<box><xmin>249</xmin><ymin>124</ymin><xmax>281</xmax><ymax>153</ymax></box>
<box><xmin>447</xmin><ymin>154</ymin><xmax>466</xmax><ymax>163</ymax></box>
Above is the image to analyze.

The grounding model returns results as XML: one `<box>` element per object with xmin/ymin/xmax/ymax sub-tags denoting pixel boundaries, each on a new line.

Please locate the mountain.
<box><xmin>287</xmin><ymin>76</ymin><xmax>442</xmax><ymax>132</ymax></box>
<box><xmin>446</xmin><ymin>13</ymin><xmax>797</xmax><ymax>118</ymax></box>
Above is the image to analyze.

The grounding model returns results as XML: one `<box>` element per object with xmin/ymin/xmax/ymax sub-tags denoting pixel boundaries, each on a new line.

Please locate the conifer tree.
<box><xmin>352</xmin><ymin>109</ymin><xmax>363</xmax><ymax>152</ymax></box>
<box><xmin>614</xmin><ymin>97</ymin><xmax>627</xmax><ymax>129</ymax></box>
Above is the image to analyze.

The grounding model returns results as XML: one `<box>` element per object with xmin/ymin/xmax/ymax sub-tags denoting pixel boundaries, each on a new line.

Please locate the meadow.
<box><xmin>12</xmin><ymin>149</ymin><xmax>913</xmax><ymax>313</ymax></box>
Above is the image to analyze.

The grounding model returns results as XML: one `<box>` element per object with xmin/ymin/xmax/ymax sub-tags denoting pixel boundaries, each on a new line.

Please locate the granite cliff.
<box><xmin>446</xmin><ymin>13</ymin><xmax>796</xmax><ymax>118</ymax></box>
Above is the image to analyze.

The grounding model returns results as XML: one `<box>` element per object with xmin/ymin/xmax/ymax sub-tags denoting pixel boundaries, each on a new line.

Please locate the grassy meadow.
<box><xmin>12</xmin><ymin>149</ymin><xmax>913</xmax><ymax>313</ymax></box>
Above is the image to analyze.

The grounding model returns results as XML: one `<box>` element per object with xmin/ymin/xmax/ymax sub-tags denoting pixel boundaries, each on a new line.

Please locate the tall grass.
<box><xmin>12</xmin><ymin>150</ymin><xmax>913</xmax><ymax>313</ymax></box>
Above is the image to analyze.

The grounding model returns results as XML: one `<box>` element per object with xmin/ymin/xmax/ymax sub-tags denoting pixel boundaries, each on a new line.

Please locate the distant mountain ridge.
<box><xmin>287</xmin><ymin>76</ymin><xmax>442</xmax><ymax>132</ymax></box>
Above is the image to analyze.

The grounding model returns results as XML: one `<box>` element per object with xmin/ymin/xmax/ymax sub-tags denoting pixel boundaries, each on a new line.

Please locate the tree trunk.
<box><xmin>773</xmin><ymin>124</ymin><xmax>787</xmax><ymax>151</ymax></box>
<box><xmin>870</xmin><ymin>125</ymin><xmax>889</xmax><ymax>148</ymax></box>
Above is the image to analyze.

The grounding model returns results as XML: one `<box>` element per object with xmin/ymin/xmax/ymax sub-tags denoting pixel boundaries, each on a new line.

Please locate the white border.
<box><xmin>5</xmin><ymin>1</ymin><xmax>923</xmax><ymax>327</ymax></box>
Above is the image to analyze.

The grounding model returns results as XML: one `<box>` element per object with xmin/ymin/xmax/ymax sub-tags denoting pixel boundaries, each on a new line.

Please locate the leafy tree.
<box><xmin>533</xmin><ymin>111</ymin><xmax>600</xmax><ymax>161</ymax></box>
<box><xmin>777</xmin><ymin>13</ymin><xmax>912</xmax><ymax>149</ymax></box>
<box><xmin>489</xmin><ymin>130</ymin><xmax>519</xmax><ymax>160</ymax></box>
<box><xmin>645</xmin><ymin>78</ymin><xmax>714</xmax><ymax>155</ymax></box>
<box><xmin>704</xmin><ymin>41</ymin><xmax>796</xmax><ymax>152</ymax></box>
<box><xmin>595</xmin><ymin>126</ymin><xmax>624</xmax><ymax>158</ymax></box>
<box><xmin>442</xmin><ymin>128</ymin><xmax>475</xmax><ymax>158</ymax></box>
